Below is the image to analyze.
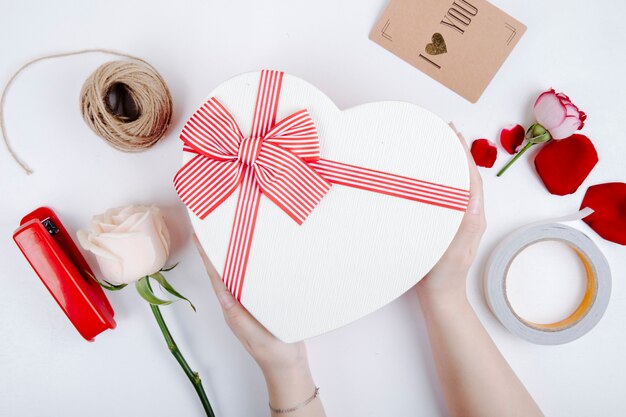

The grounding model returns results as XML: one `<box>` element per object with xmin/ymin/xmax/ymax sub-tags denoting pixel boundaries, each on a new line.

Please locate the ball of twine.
<box><xmin>80</xmin><ymin>60</ymin><xmax>172</xmax><ymax>152</ymax></box>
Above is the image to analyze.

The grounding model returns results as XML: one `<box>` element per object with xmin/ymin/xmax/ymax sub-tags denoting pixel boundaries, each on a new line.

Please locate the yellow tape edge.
<box><xmin>514</xmin><ymin>246</ymin><xmax>597</xmax><ymax>331</ymax></box>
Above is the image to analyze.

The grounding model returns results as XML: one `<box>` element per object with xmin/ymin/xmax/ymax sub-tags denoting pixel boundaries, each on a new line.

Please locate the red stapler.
<box><xmin>13</xmin><ymin>207</ymin><xmax>116</xmax><ymax>341</ymax></box>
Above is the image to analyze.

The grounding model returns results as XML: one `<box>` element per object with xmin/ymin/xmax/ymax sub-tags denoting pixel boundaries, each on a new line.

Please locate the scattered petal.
<box><xmin>534</xmin><ymin>134</ymin><xmax>598</xmax><ymax>195</ymax></box>
<box><xmin>580</xmin><ymin>183</ymin><xmax>626</xmax><ymax>245</ymax></box>
<box><xmin>500</xmin><ymin>124</ymin><xmax>525</xmax><ymax>154</ymax></box>
<box><xmin>470</xmin><ymin>139</ymin><xmax>497</xmax><ymax>168</ymax></box>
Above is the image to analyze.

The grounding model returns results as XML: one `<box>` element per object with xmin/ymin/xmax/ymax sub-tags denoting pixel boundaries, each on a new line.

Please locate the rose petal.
<box><xmin>499</xmin><ymin>124</ymin><xmax>525</xmax><ymax>155</ymax></box>
<box><xmin>98</xmin><ymin>222</ymin><xmax>117</xmax><ymax>233</ymax></box>
<box><xmin>580</xmin><ymin>182</ymin><xmax>626</xmax><ymax>245</ymax></box>
<box><xmin>77</xmin><ymin>229</ymin><xmax>126</xmax><ymax>283</ymax></box>
<box><xmin>565</xmin><ymin>103</ymin><xmax>579</xmax><ymax>117</ymax></box>
<box><xmin>470</xmin><ymin>139</ymin><xmax>497</xmax><ymax>168</ymax></box>
<box><xmin>76</xmin><ymin>229</ymin><xmax>92</xmax><ymax>252</ymax></box>
<box><xmin>114</xmin><ymin>211</ymin><xmax>146</xmax><ymax>232</ymax></box>
<box><xmin>111</xmin><ymin>206</ymin><xmax>138</xmax><ymax>225</ymax></box>
<box><xmin>151</xmin><ymin>209</ymin><xmax>171</xmax><ymax>257</ymax></box>
<box><xmin>556</xmin><ymin>92</ymin><xmax>571</xmax><ymax>103</ymax></box>
<box><xmin>102</xmin><ymin>207</ymin><xmax>117</xmax><ymax>225</ymax></box>
<box><xmin>548</xmin><ymin>116</ymin><xmax>583</xmax><ymax>140</ymax></box>
<box><xmin>534</xmin><ymin>90</ymin><xmax>567</xmax><ymax>130</ymax></box>
<box><xmin>534</xmin><ymin>134</ymin><xmax>598</xmax><ymax>195</ymax></box>
<box><xmin>76</xmin><ymin>230</ymin><xmax>119</xmax><ymax>261</ymax></box>
<box><xmin>94</xmin><ymin>233</ymin><xmax>160</xmax><ymax>282</ymax></box>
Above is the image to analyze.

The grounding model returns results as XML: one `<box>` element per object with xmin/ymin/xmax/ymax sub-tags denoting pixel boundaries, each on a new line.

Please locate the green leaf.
<box><xmin>84</xmin><ymin>270</ymin><xmax>127</xmax><ymax>291</ymax></box>
<box><xmin>135</xmin><ymin>276</ymin><xmax>173</xmax><ymax>307</ymax></box>
<box><xmin>101</xmin><ymin>280</ymin><xmax>128</xmax><ymax>291</ymax></box>
<box><xmin>150</xmin><ymin>272</ymin><xmax>196</xmax><ymax>312</ymax></box>
<box><xmin>160</xmin><ymin>262</ymin><xmax>179</xmax><ymax>272</ymax></box>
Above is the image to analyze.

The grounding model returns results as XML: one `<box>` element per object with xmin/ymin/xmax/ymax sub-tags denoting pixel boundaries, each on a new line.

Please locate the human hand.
<box><xmin>193</xmin><ymin>236</ymin><xmax>324</xmax><ymax>415</ymax></box>
<box><xmin>416</xmin><ymin>129</ymin><xmax>486</xmax><ymax>303</ymax></box>
<box><xmin>193</xmin><ymin>234</ymin><xmax>307</xmax><ymax>374</ymax></box>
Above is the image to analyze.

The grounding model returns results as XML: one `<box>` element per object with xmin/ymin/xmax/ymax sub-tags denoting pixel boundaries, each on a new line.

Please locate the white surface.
<box><xmin>0</xmin><ymin>0</ymin><xmax>625</xmax><ymax>416</ymax></box>
<box><xmin>507</xmin><ymin>240</ymin><xmax>587</xmax><ymax>324</ymax></box>
<box><xmin>190</xmin><ymin>72</ymin><xmax>467</xmax><ymax>342</ymax></box>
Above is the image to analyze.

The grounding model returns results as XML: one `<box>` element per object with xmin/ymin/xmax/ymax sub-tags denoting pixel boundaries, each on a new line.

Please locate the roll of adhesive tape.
<box><xmin>484</xmin><ymin>210</ymin><xmax>611</xmax><ymax>345</ymax></box>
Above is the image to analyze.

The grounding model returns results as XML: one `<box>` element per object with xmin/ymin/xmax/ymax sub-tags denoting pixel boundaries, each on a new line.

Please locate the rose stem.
<box><xmin>147</xmin><ymin>281</ymin><xmax>215</xmax><ymax>417</ymax></box>
<box><xmin>496</xmin><ymin>142</ymin><xmax>535</xmax><ymax>177</ymax></box>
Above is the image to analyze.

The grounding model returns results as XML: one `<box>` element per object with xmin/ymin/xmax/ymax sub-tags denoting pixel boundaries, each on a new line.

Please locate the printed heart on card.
<box><xmin>425</xmin><ymin>33</ymin><xmax>447</xmax><ymax>55</ymax></box>
<box><xmin>177</xmin><ymin>71</ymin><xmax>468</xmax><ymax>342</ymax></box>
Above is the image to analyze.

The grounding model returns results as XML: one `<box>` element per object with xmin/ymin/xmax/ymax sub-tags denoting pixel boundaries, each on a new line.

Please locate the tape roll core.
<box><xmin>485</xmin><ymin>223</ymin><xmax>611</xmax><ymax>345</ymax></box>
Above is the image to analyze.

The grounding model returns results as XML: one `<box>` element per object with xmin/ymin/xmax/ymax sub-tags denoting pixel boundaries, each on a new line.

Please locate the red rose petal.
<box><xmin>470</xmin><ymin>139</ymin><xmax>497</xmax><ymax>168</ymax></box>
<box><xmin>500</xmin><ymin>124</ymin><xmax>525</xmax><ymax>154</ymax></box>
<box><xmin>534</xmin><ymin>134</ymin><xmax>598</xmax><ymax>195</ymax></box>
<box><xmin>580</xmin><ymin>182</ymin><xmax>626</xmax><ymax>245</ymax></box>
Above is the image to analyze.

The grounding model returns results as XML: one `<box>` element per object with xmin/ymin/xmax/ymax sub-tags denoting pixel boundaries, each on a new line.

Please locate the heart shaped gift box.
<box><xmin>176</xmin><ymin>71</ymin><xmax>469</xmax><ymax>342</ymax></box>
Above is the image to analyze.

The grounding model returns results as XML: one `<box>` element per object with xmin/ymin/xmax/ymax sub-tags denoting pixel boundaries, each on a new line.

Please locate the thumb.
<box><xmin>192</xmin><ymin>234</ymin><xmax>259</xmax><ymax>336</ymax></box>
<box><xmin>446</xmin><ymin>123</ymin><xmax>486</xmax><ymax>251</ymax></box>
<box><xmin>214</xmin><ymin>289</ymin><xmax>259</xmax><ymax>336</ymax></box>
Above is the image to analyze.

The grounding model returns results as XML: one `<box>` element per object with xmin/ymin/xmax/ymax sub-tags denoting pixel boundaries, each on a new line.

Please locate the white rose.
<box><xmin>77</xmin><ymin>205</ymin><xmax>171</xmax><ymax>285</ymax></box>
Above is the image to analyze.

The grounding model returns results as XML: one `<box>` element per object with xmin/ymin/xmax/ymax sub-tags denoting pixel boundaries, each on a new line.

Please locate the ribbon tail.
<box><xmin>222</xmin><ymin>165</ymin><xmax>263</xmax><ymax>300</ymax></box>
<box><xmin>309</xmin><ymin>158</ymin><xmax>470</xmax><ymax>212</ymax></box>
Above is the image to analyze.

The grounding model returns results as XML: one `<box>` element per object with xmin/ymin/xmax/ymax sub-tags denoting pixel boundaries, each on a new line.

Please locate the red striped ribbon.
<box><xmin>174</xmin><ymin>70</ymin><xmax>470</xmax><ymax>300</ymax></box>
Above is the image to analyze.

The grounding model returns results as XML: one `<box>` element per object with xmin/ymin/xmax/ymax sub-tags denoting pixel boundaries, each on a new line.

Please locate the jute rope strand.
<box><xmin>0</xmin><ymin>48</ymin><xmax>173</xmax><ymax>175</ymax></box>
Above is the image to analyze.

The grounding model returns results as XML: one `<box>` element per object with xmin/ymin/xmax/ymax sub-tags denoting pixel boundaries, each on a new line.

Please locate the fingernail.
<box><xmin>218</xmin><ymin>291</ymin><xmax>236</xmax><ymax>309</ymax></box>
<box><xmin>467</xmin><ymin>197</ymin><xmax>481</xmax><ymax>215</ymax></box>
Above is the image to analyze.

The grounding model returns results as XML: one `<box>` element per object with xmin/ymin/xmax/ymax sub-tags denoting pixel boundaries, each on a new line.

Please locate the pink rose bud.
<box><xmin>497</xmin><ymin>88</ymin><xmax>588</xmax><ymax>177</ymax></box>
<box><xmin>533</xmin><ymin>89</ymin><xmax>586</xmax><ymax>140</ymax></box>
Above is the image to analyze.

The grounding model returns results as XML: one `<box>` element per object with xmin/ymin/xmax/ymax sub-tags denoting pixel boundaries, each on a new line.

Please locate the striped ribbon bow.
<box><xmin>174</xmin><ymin>70</ymin><xmax>470</xmax><ymax>300</ymax></box>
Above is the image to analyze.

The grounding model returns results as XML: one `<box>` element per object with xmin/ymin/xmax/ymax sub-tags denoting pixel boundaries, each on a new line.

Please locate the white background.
<box><xmin>1</xmin><ymin>1</ymin><xmax>625</xmax><ymax>416</ymax></box>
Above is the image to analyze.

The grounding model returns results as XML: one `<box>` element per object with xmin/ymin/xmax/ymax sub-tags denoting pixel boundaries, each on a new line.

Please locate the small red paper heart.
<box><xmin>500</xmin><ymin>124</ymin><xmax>525</xmax><ymax>154</ymax></box>
<box><xmin>470</xmin><ymin>139</ymin><xmax>497</xmax><ymax>168</ymax></box>
<box><xmin>534</xmin><ymin>134</ymin><xmax>598</xmax><ymax>195</ymax></box>
<box><xmin>580</xmin><ymin>182</ymin><xmax>626</xmax><ymax>245</ymax></box>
